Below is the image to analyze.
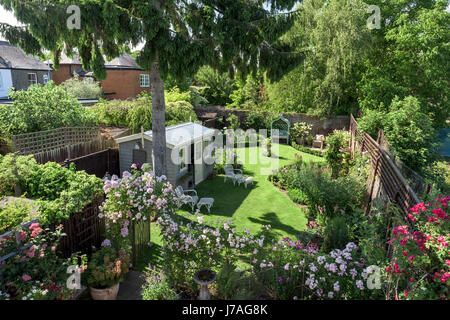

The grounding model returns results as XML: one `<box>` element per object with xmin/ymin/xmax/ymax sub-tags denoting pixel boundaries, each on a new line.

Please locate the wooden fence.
<box><xmin>12</xmin><ymin>127</ymin><xmax>117</xmax><ymax>164</ymax></box>
<box><xmin>62</xmin><ymin>148</ymin><xmax>120</xmax><ymax>178</ymax></box>
<box><xmin>52</xmin><ymin>196</ymin><xmax>105</xmax><ymax>258</ymax></box>
<box><xmin>349</xmin><ymin>114</ymin><xmax>420</xmax><ymax>215</ymax></box>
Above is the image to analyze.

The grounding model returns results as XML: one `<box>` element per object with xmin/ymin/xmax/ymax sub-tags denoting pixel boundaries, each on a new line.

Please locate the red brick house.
<box><xmin>49</xmin><ymin>54</ymin><xmax>151</xmax><ymax>100</ymax></box>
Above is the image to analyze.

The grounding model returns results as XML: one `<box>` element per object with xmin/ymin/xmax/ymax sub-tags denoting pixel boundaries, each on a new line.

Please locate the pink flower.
<box><xmin>22</xmin><ymin>274</ymin><xmax>31</xmax><ymax>282</ymax></box>
<box><xmin>19</xmin><ymin>232</ymin><xmax>27</xmax><ymax>241</ymax></box>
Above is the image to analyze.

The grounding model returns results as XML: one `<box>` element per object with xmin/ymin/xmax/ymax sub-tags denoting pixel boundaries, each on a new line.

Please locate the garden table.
<box><xmin>197</xmin><ymin>198</ymin><xmax>215</xmax><ymax>213</ymax></box>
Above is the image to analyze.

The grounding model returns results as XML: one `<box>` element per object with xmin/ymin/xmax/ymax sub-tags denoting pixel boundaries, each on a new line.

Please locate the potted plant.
<box><xmin>290</xmin><ymin>122</ymin><xmax>312</xmax><ymax>145</ymax></box>
<box><xmin>263</xmin><ymin>138</ymin><xmax>271</xmax><ymax>157</ymax></box>
<box><xmin>305</xmin><ymin>134</ymin><xmax>314</xmax><ymax>146</ymax></box>
<box><xmin>84</xmin><ymin>246</ymin><xmax>131</xmax><ymax>300</ymax></box>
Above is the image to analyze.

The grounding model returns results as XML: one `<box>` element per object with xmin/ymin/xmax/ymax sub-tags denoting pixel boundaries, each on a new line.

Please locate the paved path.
<box><xmin>116</xmin><ymin>271</ymin><xmax>145</xmax><ymax>300</ymax></box>
<box><xmin>77</xmin><ymin>270</ymin><xmax>145</xmax><ymax>300</ymax></box>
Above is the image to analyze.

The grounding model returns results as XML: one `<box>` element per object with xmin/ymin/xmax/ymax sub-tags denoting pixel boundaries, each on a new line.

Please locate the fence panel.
<box><xmin>12</xmin><ymin>127</ymin><xmax>117</xmax><ymax>164</ymax></box>
<box><xmin>63</xmin><ymin>148</ymin><xmax>120</xmax><ymax>178</ymax></box>
<box><xmin>350</xmin><ymin>114</ymin><xmax>419</xmax><ymax>215</ymax></box>
<box><xmin>48</xmin><ymin>196</ymin><xmax>105</xmax><ymax>259</ymax></box>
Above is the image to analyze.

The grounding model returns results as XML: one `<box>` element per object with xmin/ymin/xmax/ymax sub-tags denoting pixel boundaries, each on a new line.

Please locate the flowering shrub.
<box><xmin>251</xmin><ymin>237</ymin><xmax>372</xmax><ymax>300</ymax></box>
<box><xmin>157</xmin><ymin>210</ymin><xmax>376</xmax><ymax>300</ymax></box>
<box><xmin>386</xmin><ymin>196</ymin><xmax>449</xmax><ymax>300</ymax></box>
<box><xmin>156</xmin><ymin>211</ymin><xmax>266</xmax><ymax>293</ymax></box>
<box><xmin>83</xmin><ymin>246</ymin><xmax>131</xmax><ymax>289</ymax></box>
<box><xmin>141</xmin><ymin>264</ymin><xmax>179</xmax><ymax>300</ymax></box>
<box><xmin>0</xmin><ymin>223</ymin><xmax>85</xmax><ymax>300</ymax></box>
<box><xmin>99</xmin><ymin>164</ymin><xmax>177</xmax><ymax>250</ymax></box>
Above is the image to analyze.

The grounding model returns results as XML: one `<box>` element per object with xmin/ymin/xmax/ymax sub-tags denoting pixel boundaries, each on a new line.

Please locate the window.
<box><xmin>179</xmin><ymin>148</ymin><xmax>186</xmax><ymax>170</ymax></box>
<box><xmin>43</xmin><ymin>74</ymin><xmax>49</xmax><ymax>84</ymax></box>
<box><xmin>140</xmin><ymin>74</ymin><xmax>150</xmax><ymax>87</ymax></box>
<box><xmin>27</xmin><ymin>73</ymin><xmax>37</xmax><ymax>86</ymax></box>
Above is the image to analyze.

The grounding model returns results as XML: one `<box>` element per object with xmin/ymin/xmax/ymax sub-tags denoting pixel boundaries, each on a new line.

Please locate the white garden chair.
<box><xmin>224</xmin><ymin>165</ymin><xmax>243</xmax><ymax>186</ymax></box>
<box><xmin>175</xmin><ymin>186</ymin><xmax>199</xmax><ymax>211</ymax></box>
<box><xmin>237</xmin><ymin>176</ymin><xmax>254</xmax><ymax>188</ymax></box>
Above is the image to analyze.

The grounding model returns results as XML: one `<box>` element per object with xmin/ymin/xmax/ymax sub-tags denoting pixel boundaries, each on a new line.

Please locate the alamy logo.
<box><xmin>66</xmin><ymin>265</ymin><xmax>81</xmax><ymax>290</ymax></box>
<box><xmin>67</xmin><ymin>5</ymin><xmax>81</xmax><ymax>30</ymax></box>
<box><xmin>366</xmin><ymin>265</ymin><xmax>381</xmax><ymax>290</ymax></box>
<box><xmin>367</xmin><ymin>5</ymin><xmax>381</xmax><ymax>30</ymax></box>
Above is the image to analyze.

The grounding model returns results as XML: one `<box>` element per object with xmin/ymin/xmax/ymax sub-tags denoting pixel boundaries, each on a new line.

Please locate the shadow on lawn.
<box><xmin>194</xmin><ymin>176</ymin><xmax>255</xmax><ymax>218</ymax></box>
<box><xmin>248</xmin><ymin>212</ymin><xmax>302</xmax><ymax>238</ymax></box>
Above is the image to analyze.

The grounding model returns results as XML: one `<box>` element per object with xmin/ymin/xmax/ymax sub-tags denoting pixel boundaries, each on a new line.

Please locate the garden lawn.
<box><xmin>136</xmin><ymin>144</ymin><xmax>324</xmax><ymax>270</ymax></box>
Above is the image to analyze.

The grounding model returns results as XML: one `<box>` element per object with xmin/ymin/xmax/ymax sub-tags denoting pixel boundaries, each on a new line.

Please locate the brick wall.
<box><xmin>51</xmin><ymin>65</ymin><xmax>151</xmax><ymax>100</ymax></box>
<box><xmin>51</xmin><ymin>64</ymin><xmax>82</xmax><ymax>85</ymax></box>
<box><xmin>101</xmin><ymin>69</ymin><xmax>151</xmax><ymax>100</ymax></box>
<box><xmin>194</xmin><ymin>106</ymin><xmax>350</xmax><ymax>136</ymax></box>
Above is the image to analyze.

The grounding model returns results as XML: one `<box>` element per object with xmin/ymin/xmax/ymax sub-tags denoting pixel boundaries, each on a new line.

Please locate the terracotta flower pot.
<box><xmin>90</xmin><ymin>283</ymin><xmax>120</xmax><ymax>300</ymax></box>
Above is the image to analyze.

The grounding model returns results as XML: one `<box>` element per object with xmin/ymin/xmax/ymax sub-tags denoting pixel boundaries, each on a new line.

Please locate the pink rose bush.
<box><xmin>386</xmin><ymin>196</ymin><xmax>449</xmax><ymax>300</ymax></box>
<box><xmin>100</xmin><ymin>164</ymin><xmax>177</xmax><ymax>250</ymax></box>
<box><xmin>0</xmin><ymin>223</ymin><xmax>85</xmax><ymax>300</ymax></box>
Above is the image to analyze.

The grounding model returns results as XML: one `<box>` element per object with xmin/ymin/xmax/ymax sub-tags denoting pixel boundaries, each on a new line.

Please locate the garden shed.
<box><xmin>116</xmin><ymin>122</ymin><xmax>216</xmax><ymax>189</ymax></box>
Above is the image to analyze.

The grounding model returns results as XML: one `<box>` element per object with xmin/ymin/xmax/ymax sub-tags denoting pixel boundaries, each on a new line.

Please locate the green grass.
<box><xmin>136</xmin><ymin>143</ymin><xmax>324</xmax><ymax>270</ymax></box>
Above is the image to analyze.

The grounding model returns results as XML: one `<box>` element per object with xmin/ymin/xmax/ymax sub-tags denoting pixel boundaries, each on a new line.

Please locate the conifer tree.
<box><xmin>0</xmin><ymin>0</ymin><xmax>301</xmax><ymax>175</ymax></box>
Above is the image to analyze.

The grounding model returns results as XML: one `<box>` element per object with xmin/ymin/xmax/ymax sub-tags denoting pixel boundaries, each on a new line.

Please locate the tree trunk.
<box><xmin>150</xmin><ymin>53</ymin><xmax>167</xmax><ymax>176</ymax></box>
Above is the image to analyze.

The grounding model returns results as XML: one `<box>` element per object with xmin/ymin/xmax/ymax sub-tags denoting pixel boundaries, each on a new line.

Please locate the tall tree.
<box><xmin>265</xmin><ymin>0</ymin><xmax>374</xmax><ymax>116</ymax></box>
<box><xmin>0</xmin><ymin>0</ymin><xmax>300</xmax><ymax>175</ymax></box>
<box><xmin>358</xmin><ymin>0</ymin><xmax>449</xmax><ymax>127</ymax></box>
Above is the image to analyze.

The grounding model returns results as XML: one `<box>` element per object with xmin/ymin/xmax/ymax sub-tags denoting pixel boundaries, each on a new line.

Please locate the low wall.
<box><xmin>194</xmin><ymin>106</ymin><xmax>350</xmax><ymax>136</ymax></box>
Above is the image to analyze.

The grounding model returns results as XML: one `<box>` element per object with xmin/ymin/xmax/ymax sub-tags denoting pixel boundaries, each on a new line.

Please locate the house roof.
<box><xmin>58</xmin><ymin>53</ymin><xmax>82</xmax><ymax>65</ymax></box>
<box><xmin>0</xmin><ymin>41</ymin><xmax>48</xmax><ymax>71</ymax></box>
<box><xmin>116</xmin><ymin>122</ymin><xmax>216</xmax><ymax>148</ymax></box>
<box><xmin>105</xmin><ymin>54</ymin><xmax>142</xmax><ymax>70</ymax></box>
<box><xmin>49</xmin><ymin>53</ymin><xmax>143</xmax><ymax>70</ymax></box>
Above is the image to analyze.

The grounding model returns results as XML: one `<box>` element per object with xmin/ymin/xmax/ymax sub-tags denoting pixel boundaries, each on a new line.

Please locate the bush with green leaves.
<box><xmin>194</xmin><ymin>66</ymin><xmax>233</xmax><ymax>106</ymax></box>
<box><xmin>0</xmin><ymin>199</ymin><xmax>39</xmax><ymax>234</ymax></box>
<box><xmin>60</xmin><ymin>75</ymin><xmax>102</xmax><ymax>99</ymax></box>
<box><xmin>0</xmin><ymin>155</ymin><xmax>103</xmax><ymax>227</ymax></box>
<box><xmin>423</xmin><ymin>161</ymin><xmax>450</xmax><ymax>195</ymax></box>
<box><xmin>225</xmin><ymin>114</ymin><xmax>239</xmax><ymax>130</ymax></box>
<box><xmin>0</xmin><ymin>154</ymin><xmax>39</xmax><ymax>197</ymax></box>
<box><xmin>0</xmin><ymin>82</ymin><xmax>95</xmax><ymax>138</ymax></box>
<box><xmin>166</xmin><ymin>101</ymin><xmax>198</xmax><ymax>126</ymax></box>
<box><xmin>357</xmin><ymin>109</ymin><xmax>387</xmax><ymax>139</ymax></box>
<box><xmin>243</xmin><ymin>112</ymin><xmax>269</xmax><ymax>131</ymax></box>
<box><xmin>383</xmin><ymin>96</ymin><xmax>436</xmax><ymax>172</ymax></box>
<box><xmin>291</xmin><ymin>142</ymin><xmax>324</xmax><ymax>157</ymax></box>
<box><xmin>287</xmin><ymin>188</ymin><xmax>309</xmax><ymax>205</ymax></box>
<box><xmin>165</xmin><ymin>86</ymin><xmax>191</xmax><ymax>103</ymax></box>
<box><xmin>227</xmin><ymin>75</ymin><xmax>267</xmax><ymax>110</ymax></box>
<box><xmin>325</xmin><ymin>130</ymin><xmax>349</xmax><ymax>178</ymax></box>
<box><xmin>290</xmin><ymin>122</ymin><xmax>312</xmax><ymax>140</ymax></box>
<box><xmin>274</xmin><ymin>162</ymin><xmax>366</xmax><ymax>224</ymax></box>
<box><xmin>322</xmin><ymin>216</ymin><xmax>350</xmax><ymax>252</ymax></box>
<box><xmin>92</xmin><ymin>94</ymin><xmax>197</xmax><ymax>133</ymax></box>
